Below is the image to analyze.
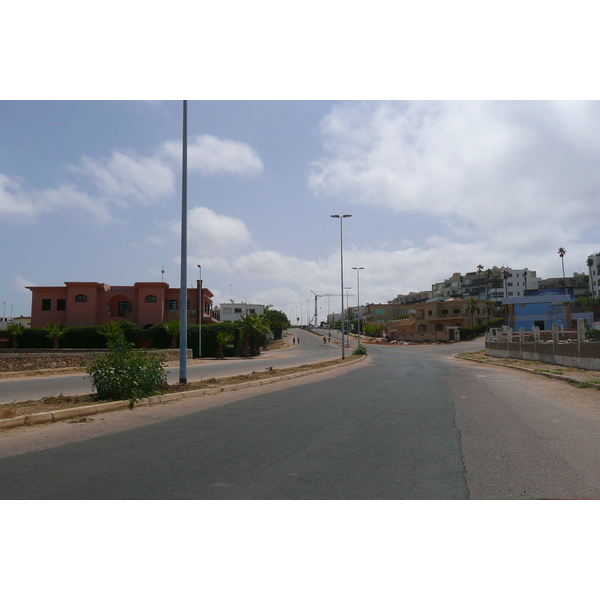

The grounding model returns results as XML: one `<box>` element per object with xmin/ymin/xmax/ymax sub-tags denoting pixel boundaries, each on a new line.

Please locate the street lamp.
<box><xmin>344</xmin><ymin>287</ymin><xmax>351</xmax><ymax>341</ymax></box>
<box><xmin>197</xmin><ymin>264</ymin><xmax>202</xmax><ymax>358</ymax></box>
<box><xmin>331</xmin><ymin>214</ymin><xmax>352</xmax><ymax>358</ymax></box>
<box><xmin>353</xmin><ymin>267</ymin><xmax>364</xmax><ymax>347</ymax></box>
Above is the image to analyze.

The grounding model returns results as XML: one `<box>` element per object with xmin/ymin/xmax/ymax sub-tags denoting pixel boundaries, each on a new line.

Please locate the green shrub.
<box><xmin>87</xmin><ymin>336</ymin><xmax>168</xmax><ymax>409</ymax></box>
<box><xmin>352</xmin><ymin>344</ymin><xmax>368</xmax><ymax>355</ymax></box>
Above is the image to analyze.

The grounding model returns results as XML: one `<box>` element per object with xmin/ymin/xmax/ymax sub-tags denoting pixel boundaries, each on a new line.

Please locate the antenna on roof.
<box><xmin>161</xmin><ymin>266</ymin><xmax>165</xmax><ymax>282</ymax></box>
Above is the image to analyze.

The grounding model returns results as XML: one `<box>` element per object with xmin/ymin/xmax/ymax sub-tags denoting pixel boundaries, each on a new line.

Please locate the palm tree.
<box><xmin>485</xmin><ymin>268</ymin><xmax>493</xmax><ymax>300</ymax></box>
<box><xmin>587</xmin><ymin>257</ymin><xmax>595</xmax><ymax>300</ymax></box>
<box><xmin>467</xmin><ymin>297</ymin><xmax>479</xmax><ymax>329</ymax></box>
<box><xmin>215</xmin><ymin>331</ymin><xmax>234</xmax><ymax>359</ymax></box>
<box><xmin>558</xmin><ymin>247</ymin><xmax>567</xmax><ymax>292</ymax></box>
<box><xmin>238</xmin><ymin>314</ymin><xmax>271</xmax><ymax>357</ymax></box>
<box><xmin>45</xmin><ymin>322</ymin><xmax>66</xmax><ymax>349</ymax></box>
<box><xmin>484</xmin><ymin>300</ymin><xmax>495</xmax><ymax>330</ymax></box>
<box><xmin>161</xmin><ymin>320</ymin><xmax>180</xmax><ymax>348</ymax></box>
<box><xmin>7</xmin><ymin>323</ymin><xmax>25</xmax><ymax>348</ymax></box>
<box><xmin>502</xmin><ymin>269</ymin><xmax>510</xmax><ymax>299</ymax></box>
<box><xmin>98</xmin><ymin>321</ymin><xmax>124</xmax><ymax>343</ymax></box>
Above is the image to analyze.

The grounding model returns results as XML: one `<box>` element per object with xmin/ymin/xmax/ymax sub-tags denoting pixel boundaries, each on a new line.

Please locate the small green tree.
<box><xmin>352</xmin><ymin>344</ymin><xmax>368</xmax><ymax>355</ymax></box>
<box><xmin>264</xmin><ymin>308</ymin><xmax>291</xmax><ymax>340</ymax></box>
<box><xmin>7</xmin><ymin>323</ymin><xmax>26</xmax><ymax>348</ymax></box>
<box><xmin>45</xmin><ymin>322</ymin><xmax>67</xmax><ymax>348</ymax></box>
<box><xmin>362</xmin><ymin>323</ymin><xmax>381</xmax><ymax>337</ymax></box>
<box><xmin>87</xmin><ymin>336</ymin><xmax>168</xmax><ymax>409</ymax></box>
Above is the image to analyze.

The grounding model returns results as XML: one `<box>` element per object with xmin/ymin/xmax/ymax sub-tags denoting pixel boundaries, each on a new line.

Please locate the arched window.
<box><xmin>441</xmin><ymin>309</ymin><xmax>449</xmax><ymax>314</ymax></box>
<box><xmin>435</xmin><ymin>323</ymin><xmax>444</xmax><ymax>331</ymax></box>
<box><xmin>453</xmin><ymin>309</ymin><xmax>461</xmax><ymax>314</ymax></box>
<box><xmin>145</xmin><ymin>295</ymin><xmax>157</xmax><ymax>303</ymax></box>
<box><xmin>75</xmin><ymin>294</ymin><xmax>87</xmax><ymax>302</ymax></box>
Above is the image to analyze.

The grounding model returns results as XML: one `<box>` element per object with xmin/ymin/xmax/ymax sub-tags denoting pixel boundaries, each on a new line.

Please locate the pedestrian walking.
<box><xmin>293</xmin><ymin>337</ymin><xmax>296</xmax><ymax>344</ymax></box>
<box><xmin>323</xmin><ymin>336</ymin><xmax>327</xmax><ymax>343</ymax></box>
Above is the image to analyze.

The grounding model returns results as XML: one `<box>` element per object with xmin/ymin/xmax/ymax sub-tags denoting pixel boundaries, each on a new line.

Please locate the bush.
<box><xmin>87</xmin><ymin>336</ymin><xmax>168</xmax><ymax>409</ymax></box>
<box><xmin>63</xmin><ymin>326</ymin><xmax>107</xmax><ymax>348</ymax></box>
<box><xmin>352</xmin><ymin>344</ymin><xmax>368</xmax><ymax>355</ymax></box>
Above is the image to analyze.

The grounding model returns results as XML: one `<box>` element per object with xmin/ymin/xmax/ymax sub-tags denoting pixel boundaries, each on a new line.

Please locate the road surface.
<box><xmin>2</xmin><ymin>338</ymin><xmax>600</xmax><ymax>499</ymax></box>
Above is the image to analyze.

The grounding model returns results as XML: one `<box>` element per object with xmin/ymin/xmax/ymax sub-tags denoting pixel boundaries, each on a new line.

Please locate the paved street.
<box><xmin>2</xmin><ymin>338</ymin><xmax>600</xmax><ymax>499</ymax></box>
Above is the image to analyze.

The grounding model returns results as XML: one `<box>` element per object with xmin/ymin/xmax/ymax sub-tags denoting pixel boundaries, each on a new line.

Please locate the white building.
<box><xmin>502</xmin><ymin>269</ymin><xmax>540</xmax><ymax>299</ymax></box>
<box><xmin>219</xmin><ymin>302</ymin><xmax>265</xmax><ymax>323</ymax></box>
<box><xmin>588</xmin><ymin>252</ymin><xmax>600</xmax><ymax>298</ymax></box>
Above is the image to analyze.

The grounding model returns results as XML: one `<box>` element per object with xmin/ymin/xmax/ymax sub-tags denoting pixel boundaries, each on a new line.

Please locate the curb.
<box><xmin>0</xmin><ymin>355</ymin><xmax>366</xmax><ymax>431</ymax></box>
<box><xmin>456</xmin><ymin>356</ymin><xmax>585</xmax><ymax>385</ymax></box>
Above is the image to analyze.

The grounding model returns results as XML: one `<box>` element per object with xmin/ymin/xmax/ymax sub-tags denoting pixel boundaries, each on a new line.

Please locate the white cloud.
<box><xmin>309</xmin><ymin>101</ymin><xmax>600</xmax><ymax>241</ymax></box>
<box><xmin>162</xmin><ymin>134</ymin><xmax>263</xmax><ymax>175</ymax></box>
<box><xmin>186</xmin><ymin>206</ymin><xmax>253</xmax><ymax>256</ymax></box>
<box><xmin>70</xmin><ymin>150</ymin><xmax>175</xmax><ymax>204</ymax></box>
<box><xmin>0</xmin><ymin>174</ymin><xmax>37</xmax><ymax>218</ymax></box>
<box><xmin>12</xmin><ymin>274</ymin><xmax>36</xmax><ymax>294</ymax></box>
<box><xmin>0</xmin><ymin>174</ymin><xmax>114</xmax><ymax>223</ymax></box>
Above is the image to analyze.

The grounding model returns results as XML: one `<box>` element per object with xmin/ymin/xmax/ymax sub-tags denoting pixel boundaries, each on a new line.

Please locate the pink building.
<box><xmin>27</xmin><ymin>281</ymin><xmax>220</xmax><ymax>329</ymax></box>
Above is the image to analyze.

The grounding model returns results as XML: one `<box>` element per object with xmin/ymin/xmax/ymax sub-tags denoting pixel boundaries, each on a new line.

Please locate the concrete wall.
<box><xmin>0</xmin><ymin>349</ymin><xmax>192</xmax><ymax>373</ymax></box>
<box><xmin>486</xmin><ymin>341</ymin><xmax>600</xmax><ymax>372</ymax></box>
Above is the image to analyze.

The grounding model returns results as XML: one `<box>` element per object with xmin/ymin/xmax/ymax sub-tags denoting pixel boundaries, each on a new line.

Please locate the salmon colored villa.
<box><xmin>27</xmin><ymin>281</ymin><xmax>220</xmax><ymax>328</ymax></box>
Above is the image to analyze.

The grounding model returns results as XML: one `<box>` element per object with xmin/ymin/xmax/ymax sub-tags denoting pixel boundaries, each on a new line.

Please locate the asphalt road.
<box><xmin>2</xmin><ymin>338</ymin><xmax>600</xmax><ymax>499</ymax></box>
<box><xmin>0</xmin><ymin>328</ymin><xmax>342</xmax><ymax>404</ymax></box>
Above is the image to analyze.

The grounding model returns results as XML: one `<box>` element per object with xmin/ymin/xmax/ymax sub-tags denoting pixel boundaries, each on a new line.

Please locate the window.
<box><xmin>222</xmin><ymin>308</ymin><xmax>232</xmax><ymax>313</ymax></box>
<box><xmin>376</xmin><ymin>309</ymin><xmax>385</xmax><ymax>315</ymax></box>
<box><xmin>118</xmin><ymin>301</ymin><xmax>131</xmax><ymax>316</ymax></box>
<box><xmin>42</xmin><ymin>299</ymin><xmax>51</xmax><ymax>311</ymax></box>
<box><xmin>75</xmin><ymin>294</ymin><xmax>87</xmax><ymax>302</ymax></box>
<box><xmin>441</xmin><ymin>309</ymin><xmax>449</xmax><ymax>314</ymax></box>
<box><xmin>57</xmin><ymin>299</ymin><xmax>66</xmax><ymax>311</ymax></box>
<box><xmin>145</xmin><ymin>295</ymin><xmax>157</xmax><ymax>303</ymax></box>
<box><xmin>453</xmin><ymin>309</ymin><xmax>461</xmax><ymax>314</ymax></box>
<box><xmin>167</xmin><ymin>300</ymin><xmax>178</xmax><ymax>310</ymax></box>
<box><xmin>234</xmin><ymin>308</ymin><xmax>242</xmax><ymax>314</ymax></box>
<box><xmin>249</xmin><ymin>309</ymin><xmax>255</xmax><ymax>314</ymax></box>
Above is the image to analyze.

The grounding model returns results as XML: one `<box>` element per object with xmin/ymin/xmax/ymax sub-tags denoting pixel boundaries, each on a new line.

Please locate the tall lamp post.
<box><xmin>344</xmin><ymin>287</ymin><xmax>351</xmax><ymax>340</ymax></box>
<box><xmin>179</xmin><ymin>100</ymin><xmax>188</xmax><ymax>384</ymax></box>
<box><xmin>353</xmin><ymin>267</ymin><xmax>364</xmax><ymax>347</ymax></box>
<box><xmin>197</xmin><ymin>264</ymin><xmax>202</xmax><ymax>359</ymax></box>
<box><xmin>331</xmin><ymin>214</ymin><xmax>352</xmax><ymax>358</ymax></box>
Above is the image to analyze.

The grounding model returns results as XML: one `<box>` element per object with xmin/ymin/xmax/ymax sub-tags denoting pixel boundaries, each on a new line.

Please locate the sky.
<box><xmin>3</xmin><ymin>99</ymin><xmax>600</xmax><ymax>325</ymax></box>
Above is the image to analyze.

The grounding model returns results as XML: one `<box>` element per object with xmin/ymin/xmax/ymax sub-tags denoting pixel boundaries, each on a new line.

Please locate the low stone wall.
<box><xmin>486</xmin><ymin>341</ymin><xmax>600</xmax><ymax>372</ymax></box>
<box><xmin>0</xmin><ymin>349</ymin><xmax>192</xmax><ymax>373</ymax></box>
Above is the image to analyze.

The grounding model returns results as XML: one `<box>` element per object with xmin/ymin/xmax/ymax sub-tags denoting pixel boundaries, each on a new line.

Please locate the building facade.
<box><xmin>384</xmin><ymin>297</ymin><xmax>490</xmax><ymax>342</ymax></box>
<box><xmin>27</xmin><ymin>281</ymin><xmax>219</xmax><ymax>328</ymax></box>
<box><xmin>219</xmin><ymin>302</ymin><xmax>265</xmax><ymax>323</ymax></box>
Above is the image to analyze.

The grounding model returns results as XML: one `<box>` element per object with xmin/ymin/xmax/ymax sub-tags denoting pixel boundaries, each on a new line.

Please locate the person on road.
<box><xmin>293</xmin><ymin>337</ymin><xmax>296</xmax><ymax>344</ymax></box>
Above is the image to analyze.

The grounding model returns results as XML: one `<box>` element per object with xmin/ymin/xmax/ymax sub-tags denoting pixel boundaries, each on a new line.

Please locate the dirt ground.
<box><xmin>456</xmin><ymin>349</ymin><xmax>600</xmax><ymax>389</ymax></box>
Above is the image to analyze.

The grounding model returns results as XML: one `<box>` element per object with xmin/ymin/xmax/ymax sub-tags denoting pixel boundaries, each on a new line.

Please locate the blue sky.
<box><xmin>3</xmin><ymin>3</ymin><xmax>600</xmax><ymax>326</ymax></box>
<box><xmin>4</xmin><ymin>99</ymin><xmax>600</xmax><ymax>324</ymax></box>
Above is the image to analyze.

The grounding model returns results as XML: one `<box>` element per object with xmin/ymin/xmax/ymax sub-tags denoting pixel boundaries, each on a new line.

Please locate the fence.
<box><xmin>485</xmin><ymin>320</ymin><xmax>600</xmax><ymax>372</ymax></box>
